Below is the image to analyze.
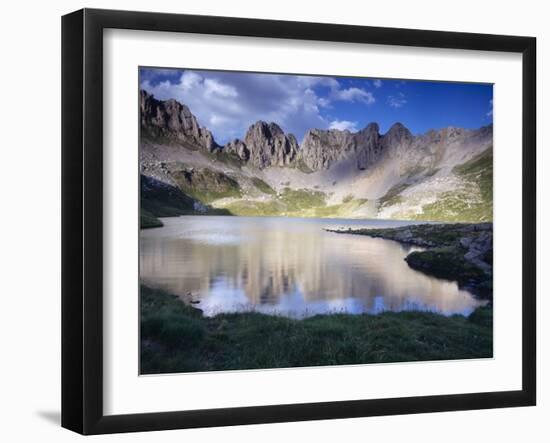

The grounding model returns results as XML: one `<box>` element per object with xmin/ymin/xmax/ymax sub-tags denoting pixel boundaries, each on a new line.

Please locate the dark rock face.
<box><xmin>223</xmin><ymin>122</ymin><xmax>300</xmax><ymax>169</ymax></box>
<box><xmin>299</xmin><ymin>128</ymin><xmax>357</xmax><ymax>171</ymax></box>
<box><xmin>460</xmin><ymin>230</ymin><xmax>493</xmax><ymax>273</ymax></box>
<box><xmin>243</xmin><ymin>121</ymin><xmax>299</xmax><ymax>169</ymax></box>
<box><xmin>355</xmin><ymin>123</ymin><xmax>385</xmax><ymax>170</ymax></box>
<box><xmin>300</xmin><ymin>122</ymin><xmax>388</xmax><ymax>171</ymax></box>
<box><xmin>224</xmin><ymin>139</ymin><xmax>250</xmax><ymax>161</ymax></box>
<box><xmin>140</xmin><ymin>174</ymin><xmax>197</xmax><ymax>216</ymax></box>
<box><xmin>140</xmin><ymin>90</ymin><xmax>218</xmax><ymax>152</ymax></box>
<box><xmin>381</xmin><ymin>122</ymin><xmax>413</xmax><ymax>149</ymax></box>
<box><xmin>139</xmin><ymin>90</ymin><xmax>409</xmax><ymax>172</ymax></box>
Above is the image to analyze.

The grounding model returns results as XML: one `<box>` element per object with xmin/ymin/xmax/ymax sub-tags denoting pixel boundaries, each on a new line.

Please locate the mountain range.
<box><xmin>139</xmin><ymin>89</ymin><xmax>493</xmax><ymax>225</ymax></box>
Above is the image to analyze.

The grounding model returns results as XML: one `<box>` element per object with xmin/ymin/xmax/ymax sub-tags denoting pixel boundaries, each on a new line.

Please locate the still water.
<box><xmin>140</xmin><ymin>216</ymin><xmax>485</xmax><ymax>318</ymax></box>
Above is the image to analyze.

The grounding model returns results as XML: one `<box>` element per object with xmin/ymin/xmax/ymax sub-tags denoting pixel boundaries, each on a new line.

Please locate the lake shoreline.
<box><xmin>140</xmin><ymin>285</ymin><xmax>493</xmax><ymax>374</ymax></box>
<box><xmin>141</xmin><ymin>215</ymin><xmax>486</xmax><ymax>317</ymax></box>
<box><xmin>326</xmin><ymin>222</ymin><xmax>493</xmax><ymax>300</ymax></box>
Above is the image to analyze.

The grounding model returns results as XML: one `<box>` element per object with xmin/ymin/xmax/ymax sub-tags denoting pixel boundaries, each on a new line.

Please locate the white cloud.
<box><xmin>373</xmin><ymin>79</ymin><xmax>382</xmax><ymax>88</ymax></box>
<box><xmin>487</xmin><ymin>98</ymin><xmax>493</xmax><ymax>117</ymax></box>
<box><xmin>318</xmin><ymin>97</ymin><xmax>331</xmax><ymax>108</ymax></box>
<box><xmin>141</xmin><ymin>70</ymin><xmax>376</xmax><ymax>144</ymax></box>
<box><xmin>387</xmin><ymin>92</ymin><xmax>407</xmax><ymax>108</ymax></box>
<box><xmin>204</xmin><ymin>78</ymin><xmax>238</xmax><ymax>98</ymax></box>
<box><xmin>209</xmin><ymin>113</ymin><xmax>232</xmax><ymax>126</ymax></box>
<box><xmin>180</xmin><ymin>71</ymin><xmax>202</xmax><ymax>90</ymax></box>
<box><xmin>331</xmin><ymin>87</ymin><xmax>375</xmax><ymax>104</ymax></box>
<box><xmin>329</xmin><ymin>120</ymin><xmax>358</xmax><ymax>132</ymax></box>
<box><xmin>142</xmin><ymin>71</ymin><xmax>332</xmax><ymax>144</ymax></box>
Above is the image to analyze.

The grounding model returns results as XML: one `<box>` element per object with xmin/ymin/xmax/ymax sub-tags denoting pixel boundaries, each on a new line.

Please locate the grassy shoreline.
<box><xmin>140</xmin><ymin>285</ymin><xmax>492</xmax><ymax>374</ymax></box>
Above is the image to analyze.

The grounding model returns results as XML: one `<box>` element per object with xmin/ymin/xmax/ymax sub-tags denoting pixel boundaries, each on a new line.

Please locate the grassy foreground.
<box><xmin>140</xmin><ymin>286</ymin><xmax>492</xmax><ymax>374</ymax></box>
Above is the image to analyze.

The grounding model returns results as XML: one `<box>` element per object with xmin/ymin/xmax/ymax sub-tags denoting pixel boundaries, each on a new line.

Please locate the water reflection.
<box><xmin>140</xmin><ymin>216</ymin><xmax>486</xmax><ymax>318</ymax></box>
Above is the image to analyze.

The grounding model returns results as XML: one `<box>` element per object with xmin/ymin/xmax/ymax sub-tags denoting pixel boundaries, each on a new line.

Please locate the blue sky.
<box><xmin>140</xmin><ymin>67</ymin><xmax>493</xmax><ymax>145</ymax></box>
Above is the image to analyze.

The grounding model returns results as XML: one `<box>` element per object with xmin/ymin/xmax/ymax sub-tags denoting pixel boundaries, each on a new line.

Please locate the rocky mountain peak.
<box><xmin>224</xmin><ymin>138</ymin><xmax>250</xmax><ymax>162</ymax></box>
<box><xmin>140</xmin><ymin>93</ymin><xmax>490</xmax><ymax>182</ymax></box>
<box><xmin>354</xmin><ymin>123</ymin><xmax>383</xmax><ymax>170</ymax></box>
<box><xmin>299</xmin><ymin>122</ymin><xmax>387</xmax><ymax>171</ymax></box>
<box><xmin>360</xmin><ymin>122</ymin><xmax>380</xmax><ymax>134</ymax></box>
<box><xmin>378</xmin><ymin>122</ymin><xmax>413</xmax><ymax>155</ymax></box>
<box><xmin>140</xmin><ymin>89</ymin><xmax>219</xmax><ymax>152</ymax></box>
<box><xmin>247</xmin><ymin>121</ymin><xmax>285</xmax><ymax>138</ymax></box>
<box><xmin>242</xmin><ymin>121</ymin><xmax>299</xmax><ymax>169</ymax></box>
<box><xmin>385</xmin><ymin>122</ymin><xmax>413</xmax><ymax>142</ymax></box>
<box><xmin>299</xmin><ymin>129</ymin><xmax>356</xmax><ymax>171</ymax></box>
<box><xmin>471</xmin><ymin>124</ymin><xmax>493</xmax><ymax>141</ymax></box>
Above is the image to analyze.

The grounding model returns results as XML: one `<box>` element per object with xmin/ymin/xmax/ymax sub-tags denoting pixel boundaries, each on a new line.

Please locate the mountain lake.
<box><xmin>140</xmin><ymin>216</ymin><xmax>486</xmax><ymax>318</ymax></box>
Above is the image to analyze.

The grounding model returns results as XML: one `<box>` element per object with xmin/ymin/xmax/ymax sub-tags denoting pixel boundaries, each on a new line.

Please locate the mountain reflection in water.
<box><xmin>140</xmin><ymin>216</ymin><xmax>486</xmax><ymax>318</ymax></box>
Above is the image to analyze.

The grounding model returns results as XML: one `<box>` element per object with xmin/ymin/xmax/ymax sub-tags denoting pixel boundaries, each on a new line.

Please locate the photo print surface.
<box><xmin>139</xmin><ymin>67</ymin><xmax>493</xmax><ymax>374</ymax></box>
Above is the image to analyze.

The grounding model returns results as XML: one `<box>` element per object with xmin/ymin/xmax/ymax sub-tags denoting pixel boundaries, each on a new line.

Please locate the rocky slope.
<box><xmin>140</xmin><ymin>90</ymin><xmax>218</xmax><ymax>152</ymax></box>
<box><xmin>139</xmin><ymin>89</ymin><xmax>493</xmax><ymax>222</ymax></box>
<box><xmin>140</xmin><ymin>174</ymin><xmax>230</xmax><ymax>225</ymax></box>
<box><xmin>298</xmin><ymin>122</ymin><xmax>407</xmax><ymax>171</ymax></box>
<box><xmin>229</xmin><ymin>121</ymin><xmax>300</xmax><ymax>169</ymax></box>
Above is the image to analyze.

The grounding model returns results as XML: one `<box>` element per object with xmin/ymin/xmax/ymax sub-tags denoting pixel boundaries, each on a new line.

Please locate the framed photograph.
<box><xmin>62</xmin><ymin>8</ymin><xmax>536</xmax><ymax>435</ymax></box>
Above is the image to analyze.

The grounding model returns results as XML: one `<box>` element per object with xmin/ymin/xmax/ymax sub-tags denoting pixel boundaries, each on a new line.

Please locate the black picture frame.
<box><xmin>62</xmin><ymin>8</ymin><xmax>537</xmax><ymax>435</ymax></box>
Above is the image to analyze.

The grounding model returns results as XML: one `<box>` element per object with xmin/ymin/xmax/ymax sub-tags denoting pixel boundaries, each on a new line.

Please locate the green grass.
<box><xmin>222</xmin><ymin>190</ymin><xmax>369</xmax><ymax>218</ymax></box>
<box><xmin>140</xmin><ymin>175</ymin><xmax>197</xmax><ymax>217</ymax></box>
<box><xmin>141</xmin><ymin>197</ymin><xmax>193</xmax><ymax>217</ymax></box>
<box><xmin>170</xmin><ymin>167</ymin><xmax>242</xmax><ymax>203</ymax></box>
<box><xmin>405</xmin><ymin>248</ymin><xmax>487</xmax><ymax>286</ymax></box>
<box><xmin>377</xmin><ymin>148</ymin><xmax>492</xmax><ymax>223</ymax></box>
<box><xmin>307</xmin><ymin>198</ymin><xmax>369</xmax><ymax>218</ymax></box>
<box><xmin>251</xmin><ymin>177</ymin><xmax>276</xmax><ymax>195</ymax></box>
<box><xmin>206</xmin><ymin>150</ymin><xmax>244</xmax><ymax>169</ymax></box>
<box><xmin>223</xmin><ymin>187</ymin><xmax>327</xmax><ymax>217</ymax></box>
<box><xmin>379</xmin><ymin>183</ymin><xmax>410</xmax><ymax>207</ymax></box>
<box><xmin>140</xmin><ymin>286</ymin><xmax>493</xmax><ymax>374</ymax></box>
<box><xmin>140</xmin><ymin>209</ymin><xmax>164</xmax><ymax>229</ymax></box>
<box><xmin>405</xmin><ymin>247</ymin><xmax>493</xmax><ymax>298</ymax></box>
<box><xmin>342</xmin><ymin>194</ymin><xmax>354</xmax><ymax>203</ymax></box>
<box><xmin>142</xmin><ymin>196</ymin><xmax>232</xmax><ymax>218</ymax></box>
<box><xmin>453</xmin><ymin>146</ymin><xmax>493</xmax><ymax>204</ymax></box>
<box><xmin>295</xmin><ymin>158</ymin><xmax>315</xmax><ymax>174</ymax></box>
<box><xmin>140</xmin><ymin>174</ymin><xmax>233</xmax><ymax>221</ymax></box>
<box><xmin>221</xmin><ymin>199</ymin><xmax>286</xmax><ymax>216</ymax></box>
<box><xmin>280</xmin><ymin>187</ymin><xmax>326</xmax><ymax>210</ymax></box>
<box><xmin>413</xmin><ymin>191</ymin><xmax>492</xmax><ymax>223</ymax></box>
<box><xmin>454</xmin><ymin>146</ymin><xmax>493</xmax><ymax>179</ymax></box>
<box><xmin>418</xmin><ymin>147</ymin><xmax>493</xmax><ymax>223</ymax></box>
